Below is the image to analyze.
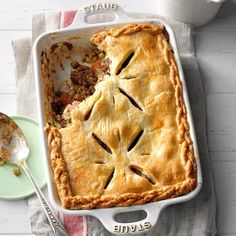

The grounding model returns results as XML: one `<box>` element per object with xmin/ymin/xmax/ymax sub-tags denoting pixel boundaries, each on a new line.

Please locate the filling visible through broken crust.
<box><xmin>45</xmin><ymin>42</ymin><xmax>111</xmax><ymax>127</ymax></box>
<box><xmin>41</xmin><ymin>23</ymin><xmax>197</xmax><ymax>210</ymax></box>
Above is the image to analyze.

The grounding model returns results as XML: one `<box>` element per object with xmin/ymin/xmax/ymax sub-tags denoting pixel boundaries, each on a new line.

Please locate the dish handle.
<box><xmin>69</xmin><ymin>2</ymin><xmax>131</xmax><ymax>28</ymax></box>
<box><xmin>94</xmin><ymin>202</ymin><xmax>166</xmax><ymax>235</ymax></box>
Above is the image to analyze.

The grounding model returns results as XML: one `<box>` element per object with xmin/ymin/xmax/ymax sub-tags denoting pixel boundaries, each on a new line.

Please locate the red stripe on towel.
<box><xmin>64</xmin><ymin>215</ymin><xmax>84</xmax><ymax>236</ymax></box>
<box><xmin>64</xmin><ymin>10</ymin><xmax>77</xmax><ymax>27</ymax></box>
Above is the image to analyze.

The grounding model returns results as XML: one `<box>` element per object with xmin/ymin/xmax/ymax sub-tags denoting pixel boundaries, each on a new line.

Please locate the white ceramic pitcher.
<box><xmin>157</xmin><ymin>0</ymin><xmax>228</xmax><ymax>26</ymax></box>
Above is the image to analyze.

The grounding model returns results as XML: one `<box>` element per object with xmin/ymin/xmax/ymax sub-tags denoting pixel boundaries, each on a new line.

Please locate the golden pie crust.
<box><xmin>45</xmin><ymin>23</ymin><xmax>197</xmax><ymax>210</ymax></box>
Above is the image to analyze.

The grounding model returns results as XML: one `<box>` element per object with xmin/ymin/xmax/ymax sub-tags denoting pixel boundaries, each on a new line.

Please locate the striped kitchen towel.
<box><xmin>12</xmin><ymin>9</ymin><xmax>216</xmax><ymax>236</ymax></box>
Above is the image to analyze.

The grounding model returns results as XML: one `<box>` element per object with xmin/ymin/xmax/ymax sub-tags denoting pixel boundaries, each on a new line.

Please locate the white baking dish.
<box><xmin>33</xmin><ymin>3</ymin><xmax>202</xmax><ymax>235</ymax></box>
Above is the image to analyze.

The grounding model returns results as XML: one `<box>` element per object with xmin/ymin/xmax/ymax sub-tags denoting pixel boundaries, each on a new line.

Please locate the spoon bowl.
<box><xmin>0</xmin><ymin>112</ymin><xmax>29</xmax><ymax>165</ymax></box>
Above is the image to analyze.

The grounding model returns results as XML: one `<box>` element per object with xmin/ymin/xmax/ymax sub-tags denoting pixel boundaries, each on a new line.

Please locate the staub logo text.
<box><xmin>113</xmin><ymin>222</ymin><xmax>152</xmax><ymax>233</ymax></box>
<box><xmin>83</xmin><ymin>3</ymin><xmax>117</xmax><ymax>14</ymax></box>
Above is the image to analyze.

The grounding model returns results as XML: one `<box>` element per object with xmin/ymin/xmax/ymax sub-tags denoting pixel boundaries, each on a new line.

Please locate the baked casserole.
<box><xmin>41</xmin><ymin>23</ymin><xmax>197</xmax><ymax>210</ymax></box>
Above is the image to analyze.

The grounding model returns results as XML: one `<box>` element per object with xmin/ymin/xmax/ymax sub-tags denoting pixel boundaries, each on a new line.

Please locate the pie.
<box><xmin>42</xmin><ymin>23</ymin><xmax>197</xmax><ymax>210</ymax></box>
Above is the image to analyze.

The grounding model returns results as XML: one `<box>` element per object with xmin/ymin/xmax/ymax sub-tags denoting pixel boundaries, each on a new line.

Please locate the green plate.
<box><xmin>0</xmin><ymin>116</ymin><xmax>46</xmax><ymax>200</ymax></box>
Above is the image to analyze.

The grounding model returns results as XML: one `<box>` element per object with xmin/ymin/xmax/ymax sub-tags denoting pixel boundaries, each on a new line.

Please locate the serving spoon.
<box><xmin>0</xmin><ymin>112</ymin><xmax>68</xmax><ymax>236</ymax></box>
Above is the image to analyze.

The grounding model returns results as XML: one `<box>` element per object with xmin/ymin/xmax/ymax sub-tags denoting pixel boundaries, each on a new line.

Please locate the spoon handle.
<box><xmin>21</xmin><ymin>162</ymin><xmax>68</xmax><ymax>236</ymax></box>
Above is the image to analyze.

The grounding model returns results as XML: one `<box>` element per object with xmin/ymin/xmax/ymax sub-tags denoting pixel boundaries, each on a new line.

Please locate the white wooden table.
<box><xmin>0</xmin><ymin>0</ymin><xmax>236</xmax><ymax>235</ymax></box>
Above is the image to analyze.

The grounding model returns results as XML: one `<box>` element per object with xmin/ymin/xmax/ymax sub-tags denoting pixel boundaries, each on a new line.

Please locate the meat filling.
<box><xmin>50</xmin><ymin>45</ymin><xmax>110</xmax><ymax>127</ymax></box>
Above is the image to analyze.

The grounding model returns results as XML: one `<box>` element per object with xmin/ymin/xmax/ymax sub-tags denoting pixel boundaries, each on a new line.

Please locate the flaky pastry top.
<box><xmin>45</xmin><ymin>23</ymin><xmax>197</xmax><ymax>209</ymax></box>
